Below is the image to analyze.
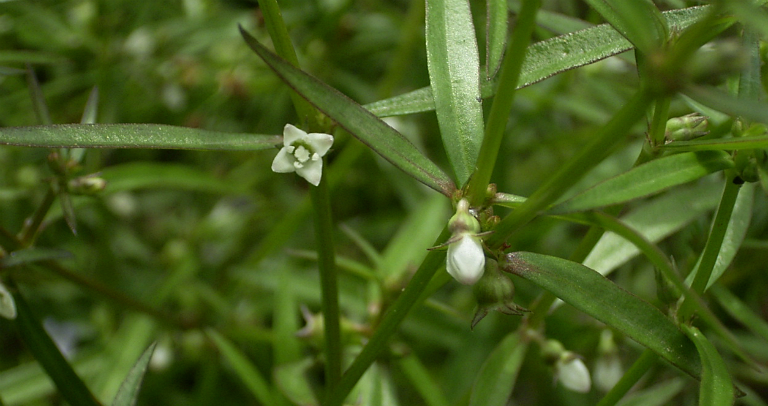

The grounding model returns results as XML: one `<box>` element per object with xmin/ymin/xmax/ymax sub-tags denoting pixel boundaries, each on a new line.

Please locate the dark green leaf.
<box><xmin>111</xmin><ymin>342</ymin><xmax>156</xmax><ymax>406</ymax></box>
<box><xmin>0</xmin><ymin>248</ymin><xmax>72</xmax><ymax>268</ymax></box>
<box><xmin>681</xmin><ymin>325</ymin><xmax>735</xmax><ymax>406</ymax></box>
<box><xmin>583</xmin><ymin>0</ymin><xmax>668</xmax><ymax>54</ymax></box>
<box><xmin>426</xmin><ymin>0</ymin><xmax>484</xmax><ymax>185</ymax></box>
<box><xmin>662</xmin><ymin>135</ymin><xmax>768</xmax><ymax>152</ymax></box>
<box><xmin>503</xmin><ymin>252</ymin><xmax>702</xmax><ymax>380</ymax></box>
<box><xmin>99</xmin><ymin>163</ymin><xmax>246</xmax><ymax>195</ymax></box>
<box><xmin>364</xmin><ymin>6</ymin><xmax>705</xmax><ymax>117</ymax></box>
<box><xmin>683</xmin><ymin>85</ymin><xmax>768</xmax><ymax>125</ymax></box>
<box><xmin>550</xmin><ymin>151</ymin><xmax>733</xmax><ymax>213</ymax></box>
<box><xmin>239</xmin><ymin>27</ymin><xmax>456</xmax><ymax>196</ymax></box>
<box><xmin>13</xmin><ymin>290</ymin><xmax>101</xmax><ymax>406</ymax></box>
<box><xmin>207</xmin><ymin>329</ymin><xmax>274</xmax><ymax>406</ymax></box>
<box><xmin>0</xmin><ymin>124</ymin><xmax>281</xmax><ymax>151</ymax></box>
<box><xmin>469</xmin><ymin>331</ymin><xmax>528</xmax><ymax>406</ymax></box>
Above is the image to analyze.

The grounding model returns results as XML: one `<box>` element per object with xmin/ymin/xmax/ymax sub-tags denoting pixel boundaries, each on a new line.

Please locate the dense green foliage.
<box><xmin>1</xmin><ymin>0</ymin><xmax>768</xmax><ymax>405</ymax></box>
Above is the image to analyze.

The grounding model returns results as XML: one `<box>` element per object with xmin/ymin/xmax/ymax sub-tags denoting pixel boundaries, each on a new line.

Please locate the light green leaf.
<box><xmin>274</xmin><ymin>359</ymin><xmax>317</xmax><ymax>406</ymax></box>
<box><xmin>583</xmin><ymin>0</ymin><xmax>668</xmax><ymax>54</ymax></box>
<box><xmin>111</xmin><ymin>342</ymin><xmax>156</xmax><ymax>406</ymax></box>
<box><xmin>0</xmin><ymin>124</ymin><xmax>282</xmax><ymax>151</ymax></box>
<box><xmin>503</xmin><ymin>252</ymin><xmax>702</xmax><ymax>380</ymax></box>
<box><xmin>486</xmin><ymin>0</ymin><xmax>508</xmax><ymax>79</ymax></box>
<box><xmin>662</xmin><ymin>135</ymin><xmax>768</xmax><ymax>153</ymax></box>
<box><xmin>617</xmin><ymin>378</ymin><xmax>686</xmax><ymax>406</ymax></box>
<box><xmin>13</xmin><ymin>290</ymin><xmax>101</xmax><ymax>406</ymax></box>
<box><xmin>99</xmin><ymin>163</ymin><xmax>247</xmax><ymax>195</ymax></box>
<box><xmin>681</xmin><ymin>325</ymin><xmax>735</xmax><ymax>406</ymax></box>
<box><xmin>712</xmin><ymin>284</ymin><xmax>768</xmax><ymax>344</ymax></box>
<box><xmin>426</xmin><ymin>0</ymin><xmax>484</xmax><ymax>186</ymax></box>
<box><xmin>364</xmin><ymin>6</ymin><xmax>705</xmax><ymax>117</ymax></box>
<box><xmin>469</xmin><ymin>331</ymin><xmax>528</xmax><ymax>406</ymax></box>
<box><xmin>551</xmin><ymin>151</ymin><xmax>733</xmax><ymax>213</ymax></box>
<box><xmin>683</xmin><ymin>85</ymin><xmax>768</xmax><ymax>125</ymax></box>
<box><xmin>239</xmin><ymin>27</ymin><xmax>456</xmax><ymax>196</ymax></box>
<box><xmin>0</xmin><ymin>248</ymin><xmax>72</xmax><ymax>268</ymax></box>
<box><xmin>398</xmin><ymin>354</ymin><xmax>449</xmax><ymax>406</ymax></box>
<box><xmin>207</xmin><ymin>329</ymin><xmax>274</xmax><ymax>406</ymax></box>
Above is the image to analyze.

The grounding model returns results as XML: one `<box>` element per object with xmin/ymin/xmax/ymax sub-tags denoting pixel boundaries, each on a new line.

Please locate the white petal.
<box><xmin>272</xmin><ymin>148</ymin><xmax>297</xmax><ymax>173</ymax></box>
<box><xmin>558</xmin><ymin>358</ymin><xmax>591</xmax><ymax>393</ymax></box>
<box><xmin>446</xmin><ymin>234</ymin><xmax>485</xmax><ymax>285</ymax></box>
<box><xmin>0</xmin><ymin>281</ymin><xmax>16</xmax><ymax>319</ymax></box>
<box><xmin>283</xmin><ymin>124</ymin><xmax>307</xmax><ymax>146</ymax></box>
<box><xmin>295</xmin><ymin>158</ymin><xmax>323</xmax><ymax>186</ymax></box>
<box><xmin>305</xmin><ymin>132</ymin><xmax>334</xmax><ymax>156</ymax></box>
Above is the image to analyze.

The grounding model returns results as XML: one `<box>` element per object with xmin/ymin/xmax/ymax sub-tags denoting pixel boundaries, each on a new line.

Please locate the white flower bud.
<box><xmin>557</xmin><ymin>355</ymin><xmax>591</xmax><ymax>393</ymax></box>
<box><xmin>447</xmin><ymin>233</ymin><xmax>485</xmax><ymax>285</ymax></box>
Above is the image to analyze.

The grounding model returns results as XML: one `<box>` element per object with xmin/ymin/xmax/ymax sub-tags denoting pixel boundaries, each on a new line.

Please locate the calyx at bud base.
<box><xmin>471</xmin><ymin>259</ymin><xmax>529</xmax><ymax>329</ymax></box>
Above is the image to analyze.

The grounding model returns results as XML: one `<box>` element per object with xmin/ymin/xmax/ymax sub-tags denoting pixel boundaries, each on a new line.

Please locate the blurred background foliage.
<box><xmin>1</xmin><ymin>0</ymin><xmax>767</xmax><ymax>405</ymax></box>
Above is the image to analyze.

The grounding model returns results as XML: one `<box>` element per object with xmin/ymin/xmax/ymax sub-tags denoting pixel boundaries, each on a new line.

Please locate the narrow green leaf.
<box><xmin>99</xmin><ymin>163</ymin><xmax>246</xmax><ymax>195</ymax></box>
<box><xmin>550</xmin><ymin>151</ymin><xmax>733</xmax><ymax>213</ymax></box>
<box><xmin>681</xmin><ymin>325</ymin><xmax>735</xmax><ymax>406</ymax></box>
<box><xmin>13</xmin><ymin>289</ymin><xmax>101</xmax><ymax>406</ymax></box>
<box><xmin>397</xmin><ymin>354</ymin><xmax>449</xmax><ymax>406</ymax></box>
<box><xmin>25</xmin><ymin>65</ymin><xmax>52</xmax><ymax>126</ymax></box>
<box><xmin>274</xmin><ymin>359</ymin><xmax>318</xmax><ymax>406</ymax></box>
<box><xmin>426</xmin><ymin>0</ymin><xmax>484</xmax><ymax>186</ymax></box>
<box><xmin>206</xmin><ymin>329</ymin><xmax>274</xmax><ymax>406</ymax></box>
<box><xmin>486</xmin><ymin>0</ymin><xmax>508</xmax><ymax>79</ymax></box>
<box><xmin>0</xmin><ymin>248</ymin><xmax>72</xmax><ymax>268</ymax></box>
<box><xmin>503</xmin><ymin>252</ymin><xmax>702</xmax><ymax>380</ymax></box>
<box><xmin>616</xmin><ymin>378</ymin><xmax>685</xmax><ymax>406</ymax></box>
<box><xmin>0</xmin><ymin>124</ymin><xmax>281</xmax><ymax>151</ymax></box>
<box><xmin>712</xmin><ymin>284</ymin><xmax>768</xmax><ymax>344</ymax></box>
<box><xmin>662</xmin><ymin>135</ymin><xmax>768</xmax><ymax>152</ymax></box>
<box><xmin>364</xmin><ymin>6</ymin><xmax>706</xmax><ymax>118</ymax></box>
<box><xmin>111</xmin><ymin>342</ymin><xmax>156</xmax><ymax>406</ymax></box>
<box><xmin>583</xmin><ymin>0</ymin><xmax>668</xmax><ymax>54</ymax></box>
<box><xmin>683</xmin><ymin>85</ymin><xmax>768</xmax><ymax>125</ymax></box>
<box><xmin>80</xmin><ymin>86</ymin><xmax>99</xmax><ymax>125</ymax></box>
<box><xmin>239</xmin><ymin>27</ymin><xmax>456</xmax><ymax>196</ymax></box>
<box><xmin>469</xmin><ymin>331</ymin><xmax>528</xmax><ymax>406</ymax></box>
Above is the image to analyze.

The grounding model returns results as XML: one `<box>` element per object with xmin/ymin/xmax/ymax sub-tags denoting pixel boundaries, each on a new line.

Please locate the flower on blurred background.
<box><xmin>446</xmin><ymin>199</ymin><xmax>485</xmax><ymax>285</ymax></box>
<box><xmin>542</xmin><ymin>339</ymin><xmax>592</xmax><ymax>393</ymax></box>
<box><xmin>0</xmin><ymin>282</ymin><xmax>16</xmax><ymax>319</ymax></box>
<box><xmin>271</xmin><ymin>124</ymin><xmax>334</xmax><ymax>186</ymax></box>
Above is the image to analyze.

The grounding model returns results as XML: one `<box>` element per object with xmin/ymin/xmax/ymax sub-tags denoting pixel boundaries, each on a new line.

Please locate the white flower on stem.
<box><xmin>271</xmin><ymin>124</ymin><xmax>334</xmax><ymax>186</ymax></box>
<box><xmin>445</xmin><ymin>199</ymin><xmax>485</xmax><ymax>285</ymax></box>
<box><xmin>447</xmin><ymin>233</ymin><xmax>485</xmax><ymax>285</ymax></box>
<box><xmin>556</xmin><ymin>353</ymin><xmax>592</xmax><ymax>393</ymax></box>
<box><xmin>0</xmin><ymin>281</ymin><xmax>17</xmax><ymax>319</ymax></box>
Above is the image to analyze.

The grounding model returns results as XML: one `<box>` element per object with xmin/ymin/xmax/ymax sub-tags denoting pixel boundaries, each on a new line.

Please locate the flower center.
<box><xmin>288</xmin><ymin>142</ymin><xmax>320</xmax><ymax>169</ymax></box>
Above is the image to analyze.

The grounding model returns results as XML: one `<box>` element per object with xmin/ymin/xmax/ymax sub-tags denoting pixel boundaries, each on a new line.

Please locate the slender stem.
<box><xmin>486</xmin><ymin>88</ymin><xmax>654</xmax><ymax>249</ymax></box>
<box><xmin>311</xmin><ymin>175</ymin><xmax>342</xmax><ymax>398</ymax></box>
<box><xmin>678</xmin><ymin>172</ymin><xmax>741</xmax><ymax>321</ymax></box>
<box><xmin>467</xmin><ymin>0</ymin><xmax>541</xmax><ymax>202</ymax></box>
<box><xmin>327</xmin><ymin>227</ymin><xmax>451</xmax><ymax>406</ymax></box>
<box><xmin>257</xmin><ymin>0</ymin><xmax>318</xmax><ymax>128</ymax></box>
<box><xmin>19</xmin><ymin>187</ymin><xmax>56</xmax><ymax>247</ymax></box>
<box><xmin>648</xmin><ymin>97</ymin><xmax>670</xmax><ymax>149</ymax></box>
<box><xmin>596</xmin><ymin>349</ymin><xmax>658</xmax><ymax>406</ymax></box>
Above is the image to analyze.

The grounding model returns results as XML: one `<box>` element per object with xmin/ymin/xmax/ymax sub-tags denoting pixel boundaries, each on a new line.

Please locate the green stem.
<box><xmin>647</xmin><ymin>97</ymin><xmax>671</xmax><ymax>149</ymax></box>
<box><xmin>310</xmin><ymin>175</ymin><xmax>342</xmax><ymax>397</ymax></box>
<box><xmin>678</xmin><ymin>172</ymin><xmax>741</xmax><ymax>321</ymax></box>
<box><xmin>19</xmin><ymin>187</ymin><xmax>56</xmax><ymax>247</ymax></box>
<box><xmin>596</xmin><ymin>349</ymin><xmax>658</xmax><ymax>406</ymax></box>
<box><xmin>257</xmin><ymin>0</ymin><xmax>318</xmax><ymax>128</ymax></box>
<box><xmin>468</xmin><ymin>0</ymin><xmax>541</xmax><ymax>204</ymax></box>
<box><xmin>327</xmin><ymin>227</ymin><xmax>451</xmax><ymax>406</ymax></box>
<box><xmin>486</xmin><ymin>88</ymin><xmax>654</xmax><ymax>249</ymax></box>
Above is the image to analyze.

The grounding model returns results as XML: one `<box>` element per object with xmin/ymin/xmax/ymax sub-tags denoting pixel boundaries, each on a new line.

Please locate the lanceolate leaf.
<box><xmin>503</xmin><ymin>252</ymin><xmax>702</xmax><ymax>380</ymax></box>
<box><xmin>239</xmin><ymin>27</ymin><xmax>455</xmax><ymax>196</ymax></box>
<box><xmin>469</xmin><ymin>331</ymin><xmax>528</xmax><ymax>406</ymax></box>
<box><xmin>486</xmin><ymin>0</ymin><xmax>508</xmax><ymax>79</ymax></box>
<box><xmin>426</xmin><ymin>0</ymin><xmax>484</xmax><ymax>186</ymax></box>
<box><xmin>111</xmin><ymin>343</ymin><xmax>156</xmax><ymax>406</ymax></box>
<box><xmin>550</xmin><ymin>150</ymin><xmax>733</xmax><ymax>213</ymax></box>
<box><xmin>0</xmin><ymin>124</ymin><xmax>281</xmax><ymax>151</ymax></box>
<box><xmin>661</xmin><ymin>135</ymin><xmax>768</xmax><ymax>152</ymax></box>
<box><xmin>364</xmin><ymin>6</ymin><xmax>706</xmax><ymax>118</ymax></box>
<box><xmin>13</xmin><ymin>290</ymin><xmax>101</xmax><ymax>406</ymax></box>
<box><xmin>681</xmin><ymin>325</ymin><xmax>735</xmax><ymax>406</ymax></box>
<box><xmin>582</xmin><ymin>0</ymin><xmax>668</xmax><ymax>54</ymax></box>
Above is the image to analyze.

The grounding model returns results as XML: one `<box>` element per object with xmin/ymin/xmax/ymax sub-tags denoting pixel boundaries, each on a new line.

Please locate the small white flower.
<box><xmin>0</xmin><ymin>281</ymin><xmax>16</xmax><ymax>319</ymax></box>
<box><xmin>272</xmin><ymin>124</ymin><xmax>334</xmax><ymax>186</ymax></box>
<box><xmin>557</xmin><ymin>355</ymin><xmax>592</xmax><ymax>393</ymax></box>
<box><xmin>447</xmin><ymin>233</ymin><xmax>485</xmax><ymax>285</ymax></box>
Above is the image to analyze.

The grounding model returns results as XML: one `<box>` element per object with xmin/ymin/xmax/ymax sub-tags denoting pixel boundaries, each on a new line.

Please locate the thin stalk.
<box><xmin>678</xmin><ymin>172</ymin><xmax>741</xmax><ymax>321</ymax></box>
<box><xmin>311</xmin><ymin>175</ymin><xmax>342</xmax><ymax>397</ymax></box>
<box><xmin>19</xmin><ymin>187</ymin><xmax>56</xmax><ymax>247</ymax></box>
<box><xmin>468</xmin><ymin>0</ymin><xmax>540</xmax><ymax>203</ymax></box>
<box><xmin>486</xmin><ymin>88</ymin><xmax>654</xmax><ymax>249</ymax></box>
<box><xmin>596</xmin><ymin>349</ymin><xmax>658</xmax><ymax>406</ymax></box>
<box><xmin>647</xmin><ymin>97</ymin><xmax>671</xmax><ymax>149</ymax></box>
<box><xmin>327</xmin><ymin>227</ymin><xmax>451</xmax><ymax>406</ymax></box>
<box><xmin>257</xmin><ymin>0</ymin><xmax>317</xmax><ymax>128</ymax></box>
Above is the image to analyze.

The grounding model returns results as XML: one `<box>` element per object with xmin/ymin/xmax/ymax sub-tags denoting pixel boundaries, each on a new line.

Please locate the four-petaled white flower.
<box><xmin>272</xmin><ymin>124</ymin><xmax>334</xmax><ymax>186</ymax></box>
